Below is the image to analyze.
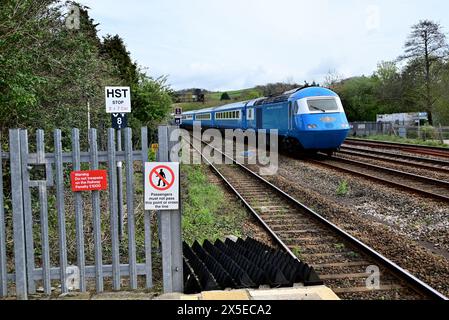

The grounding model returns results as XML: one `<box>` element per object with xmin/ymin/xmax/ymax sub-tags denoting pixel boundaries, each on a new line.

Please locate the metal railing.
<box><xmin>350</xmin><ymin>122</ymin><xmax>449</xmax><ymax>142</ymax></box>
<box><xmin>0</xmin><ymin>127</ymin><xmax>155</xmax><ymax>299</ymax></box>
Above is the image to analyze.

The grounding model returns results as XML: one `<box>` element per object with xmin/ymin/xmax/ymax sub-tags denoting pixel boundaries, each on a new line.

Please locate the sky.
<box><xmin>78</xmin><ymin>0</ymin><xmax>449</xmax><ymax>91</ymax></box>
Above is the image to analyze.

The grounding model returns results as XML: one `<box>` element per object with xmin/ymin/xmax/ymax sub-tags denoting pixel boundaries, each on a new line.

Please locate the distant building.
<box><xmin>376</xmin><ymin>112</ymin><xmax>428</xmax><ymax>126</ymax></box>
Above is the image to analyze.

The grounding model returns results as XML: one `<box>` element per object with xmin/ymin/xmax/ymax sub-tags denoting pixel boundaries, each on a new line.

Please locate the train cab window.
<box><xmin>307</xmin><ymin>98</ymin><xmax>339</xmax><ymax>113</ymax></box>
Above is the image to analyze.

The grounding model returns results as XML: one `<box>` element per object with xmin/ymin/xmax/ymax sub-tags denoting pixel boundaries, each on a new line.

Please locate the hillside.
<box><xmin>172</xmin><ymin>88</ymin><xmax>263</xmax><ymax>112</ymax></box>
<box><xmin>172</xmin><ymin>82</ymin><xmax>308</xmax><ymax>112</ymax></box>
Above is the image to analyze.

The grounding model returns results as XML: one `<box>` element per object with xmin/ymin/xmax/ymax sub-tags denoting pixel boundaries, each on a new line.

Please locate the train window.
<box><xmin>307</xmin><ymin>98</ymin><xmax>339</xmax><ymax>113</ymax></box>
<box><xmin>196</xmin><ymin>113</ymin><xmax>211</xmax><ymax>120</ymax></box>
<box><xmin>247</xmin><ymin>108</ymin><xmax>255</xmax><ymax>120</ymax></box>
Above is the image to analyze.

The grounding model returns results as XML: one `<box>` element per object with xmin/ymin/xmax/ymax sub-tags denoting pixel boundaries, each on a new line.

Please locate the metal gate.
<box><xmin>0</xmin><ymin>127</ymin><xmax>155</xmax><ymax>299</ymax></box>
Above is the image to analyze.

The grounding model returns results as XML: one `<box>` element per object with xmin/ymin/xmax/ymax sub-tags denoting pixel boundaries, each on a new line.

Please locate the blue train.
<box><xmin>181</xmin><ymin>87</ymin><xmax>350</xmax><ymax>153</ymax></box>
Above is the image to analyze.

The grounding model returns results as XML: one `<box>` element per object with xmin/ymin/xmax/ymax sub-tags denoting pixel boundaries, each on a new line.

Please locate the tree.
<box><xmin>399</xmin><ymin>20</ymin><xmax>449</xmax><ymax>123</ymax></box>
<box><xmin>332</xmin><ymin>76</ymin><xmax>381</xmax><ymax>122</ymax></box>
<box><xmin>0</xmin><ymin>1</ymin><xmax>173</xmax><ymax>146</ymax></box>
<box><xmin>101</xmin><ymin>34</ymin><xmax>139</xmax><ymax>86</ymax></box>
<box><xmin>131</xmin><ymin>74</ymin><xmax>172</xmax><ymax>129</ymax></box>
<box><xmin>324</xmin><ymin>70</ymin><xmax>344</xmax><ymax>89</ymax></box>
<box><xmin>220</xmin><ymin>92</ymin><xmax>231</xmax><ymax>101</ymax></box>
<box><xmin>373</xmin><ymin>61</ymin><xmax>404</xmax><ymax>114</ymax></box>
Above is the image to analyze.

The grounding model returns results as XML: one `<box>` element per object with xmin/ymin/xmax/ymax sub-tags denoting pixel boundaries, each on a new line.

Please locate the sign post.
<box><xmin>174</xmin><ymin>107</ymin><xmax>182</xmax><ymax>126</ymax></box>
<box><xmin>145</xmin><ymin>126</ymin><xmax>183</xmax><ymax>293</ymax></box>
<box><xmin>105</xmin><ymin>87</ymin><xmax>131</xmax><ymax>240</ymax></box>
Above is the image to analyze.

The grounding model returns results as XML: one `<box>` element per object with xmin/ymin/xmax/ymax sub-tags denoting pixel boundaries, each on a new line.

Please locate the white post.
<box><xmin>87</xmin><ymin>100</ymin><xmax>91</xmax><ymax>131</ymax></box>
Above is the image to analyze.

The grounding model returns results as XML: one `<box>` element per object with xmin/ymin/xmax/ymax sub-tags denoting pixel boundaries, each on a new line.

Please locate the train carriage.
<box><xmin>180</xmin><ymin>86</ymin><xmax>350</xmax><ymax>153</ymax></box>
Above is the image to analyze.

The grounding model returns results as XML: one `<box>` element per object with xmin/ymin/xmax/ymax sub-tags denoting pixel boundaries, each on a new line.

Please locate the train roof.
<box><xmin>289</xmin><ymin>87</ymin><xmax>338</xmax><ymax>100</ymax></box>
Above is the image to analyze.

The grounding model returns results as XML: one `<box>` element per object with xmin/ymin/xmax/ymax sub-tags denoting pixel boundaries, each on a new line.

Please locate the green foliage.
<box><xmin>131</xmin><ymin>75</ymin><xmax>173</xmax><ymax>130</ymax></box>
<box><xmin>354</xmin><ymin>135</ymin><xmax>448</xmax><ymax>148</ymax></box>
<box><xmin>0</xmin><ymin>1</ymin><xmax>172</xmax><ymax>145</ymax></box>
<box><xmin>336</xmin><ymin>180</ymin><xmax>349</xmax><ymax>197</ymax></box>
<box><xmin>291</xmin><ymin>247</ymin><xmax>302</xmax><ymax>258</ymax></box>
<box><xmin>101</xmin><ymin>34</ymin><xmax>139</xmax><ymax>86</ymax></box>
<box><xmin>220</xmin><ymin>92</ymin><xmax>231</xmax><ymax>101</ymax></box>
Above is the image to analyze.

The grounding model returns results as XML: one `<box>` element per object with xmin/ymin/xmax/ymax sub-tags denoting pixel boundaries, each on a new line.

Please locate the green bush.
<box><xmin>336</xmin><ymin>180</ymin><xmax>350</xmax><ymax>197</ymax></box>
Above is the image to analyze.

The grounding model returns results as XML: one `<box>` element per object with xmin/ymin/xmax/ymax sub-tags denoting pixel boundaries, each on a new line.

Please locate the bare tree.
<box><xmin>399</xmin><ymin>20</ymin><xmax>448</xmax><ymax>123</ymax></box>
<box><xmin>324</xmin><ymin>69</ymin><xmax>343</xmax><ymax>88</ymax></box>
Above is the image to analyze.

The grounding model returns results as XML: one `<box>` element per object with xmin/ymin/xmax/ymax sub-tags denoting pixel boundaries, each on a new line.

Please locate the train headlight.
<box><xmin>341</xmin><ymin>123</ymin><xmax>350</xmax><ymax>129</ymax></box>
<box><xmin>307</xmin><ymin>124</ymin><xmax>318</xmax><ymax>129</ymax></box>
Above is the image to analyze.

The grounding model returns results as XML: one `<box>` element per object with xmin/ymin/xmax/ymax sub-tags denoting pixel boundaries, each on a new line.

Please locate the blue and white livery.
<box><xmin>181</xmin><ymin>87</ymin><xmax>350</xmax><ymax>152</ymax></box>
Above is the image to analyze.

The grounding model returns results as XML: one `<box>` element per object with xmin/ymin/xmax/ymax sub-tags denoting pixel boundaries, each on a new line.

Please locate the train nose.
<box><xmin>298</xmin><ymin>129</ymin><xmax>349</xmax><ymax>150</ymax></box>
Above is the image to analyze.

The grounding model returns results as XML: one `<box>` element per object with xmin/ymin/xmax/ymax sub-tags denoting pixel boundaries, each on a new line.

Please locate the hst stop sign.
<box><xmin>105</xmin><ymin>86</ymin><xmax>131</xmax><ymax>113</ymax></box>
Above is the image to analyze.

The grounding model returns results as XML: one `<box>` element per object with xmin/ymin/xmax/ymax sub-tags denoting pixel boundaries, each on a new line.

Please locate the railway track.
<box><xmin>338</xmin><ymin>145</ymin><xmax>449</xmax><ymax>174</ymax></box>
<box><xmin>345</xmin><ymin>138</ymin><xmax>449</xmax><ymax>159</ymax></box>
<box><xmin>311</xmin><ymin>155</ymin><xmax>449</xmax><ymax>203</ymax></box>
<box><xmin>184</xmin><ymin>135</ymin><xmax>447</xmax><ymax>300</ymax></box>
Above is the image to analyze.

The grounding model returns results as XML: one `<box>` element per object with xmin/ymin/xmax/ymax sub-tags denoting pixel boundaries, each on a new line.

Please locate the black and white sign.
<box><xmin>105</xmin><ymin>86</ymin><xmax>131</xmax><ymax>113</ymax></box>
<box><xmin>144</xmin><ymin>162</ymin><xmax>179</xmax><ymax>210</ymax></box>
<box><xmin>175</xmin><ymin>117</ymin><xmax>182</xmax><ymax>126</ymax></box>
<box><xmin>111</xmin><ymin>113</ymin><xmax>128</xmax><ymax>129</ymax></box>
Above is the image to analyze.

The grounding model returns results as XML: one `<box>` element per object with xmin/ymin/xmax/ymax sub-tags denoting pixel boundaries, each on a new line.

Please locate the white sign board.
<box><xmin>105</xmin><ymin>86</ymin><xmax>131</xmax><ymax>113</ymax></box>
<box><xmin>144</xmin><ymin>162</ymin><xmax>179</xmax><ymax>210</ymax></box>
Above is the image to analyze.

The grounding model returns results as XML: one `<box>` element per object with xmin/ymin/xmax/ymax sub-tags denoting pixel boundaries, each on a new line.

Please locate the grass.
<box><xmin>291</xmin><ymin>246</ymin><xmax>302</xmax><ymax>259</ymax></box>
<box><xmin>353</xmin><ymin>134</ymin><xmax>449</xmax><ymax>148</ymax></box>
<box><xmin>336</xmin><ymin>180</ymin><xmax>350</xmax><ymax>197</ymax></box>
<box><xmin>181</xmin><ymin>165</ymin><xmax>248</xmax><ymax>245</ymax></box>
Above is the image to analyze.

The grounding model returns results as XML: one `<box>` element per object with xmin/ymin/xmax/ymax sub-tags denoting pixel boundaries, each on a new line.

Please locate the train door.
<box><xmin>288</xmin><ymin>102</ymin><xmax>294</xmax><ymax>132</ymax></box>
<box><xmin>256</xmin><ymin>107</ymin><xmax>263</xmax><ymax>129</ymax></box>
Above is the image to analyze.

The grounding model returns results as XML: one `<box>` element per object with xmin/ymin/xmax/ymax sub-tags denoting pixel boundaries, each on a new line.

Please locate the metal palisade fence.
<box><xmin>0</xmin><ymin>127</ymin><xmax>155</xmax><ymax>299</ymax></box>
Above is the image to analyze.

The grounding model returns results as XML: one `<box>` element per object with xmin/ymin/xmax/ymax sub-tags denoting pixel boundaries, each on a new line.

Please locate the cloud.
<box><xmin>80</xmin><ymin>0</ymin><xmax>449</xmax><ymax>90</ymax></box>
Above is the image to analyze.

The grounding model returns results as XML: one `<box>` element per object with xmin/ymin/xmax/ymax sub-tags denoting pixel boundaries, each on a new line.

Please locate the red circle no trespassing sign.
<box><xmin>149</xmin><ymin>165</ymin><xmax>175</xmax><ymax>191</ymax></box>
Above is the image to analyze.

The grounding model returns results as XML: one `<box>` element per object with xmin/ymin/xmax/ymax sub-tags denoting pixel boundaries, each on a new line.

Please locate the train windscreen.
<box><xmin>307</xmin><ymin>98</ymin><xmax>339</xmax><ymax>113</ymax></box>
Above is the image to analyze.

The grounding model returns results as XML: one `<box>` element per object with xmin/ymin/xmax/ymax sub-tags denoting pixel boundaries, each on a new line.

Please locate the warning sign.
<box><xmin>71</xmin><ymin>170</ymin><xmax>108</xmax><ymax>192</ymax></box>
<box><xmin>144</xmin><ymin>162</ymin><xmax>179</xmax><ymax>210</ymax></box>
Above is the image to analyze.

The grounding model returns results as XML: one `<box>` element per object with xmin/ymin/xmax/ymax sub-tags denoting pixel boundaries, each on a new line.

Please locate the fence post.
<box><xmin>158</xmin><ymin>125</ymin><xmax>183</xmax><ymax>293</ymax></box>
<box><xmin>141</xmin><ymin>127</ymin><xmax>153</xmax><ymax>289</ymax></box>
<box><xmin>9</xmin><ymin>129</ymin><xmax>27</xmax><ymax>300</ymax></box>
<box><xmin>54</xmin><ymin>130</ymin><xmax>68</xmax><ymax>294</ymax></box>
<box><xmin>0</xmin><ymin>144</ymin><xmax>7</xmax><ymax>297</ymax></box>
<box><xmin>19</xmin><ymin>130</ymin><xmax>36</xmax><ymax>294</ymax></box>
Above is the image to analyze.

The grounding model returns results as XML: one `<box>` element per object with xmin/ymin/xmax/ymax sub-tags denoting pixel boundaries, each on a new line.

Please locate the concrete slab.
<box><xmin>201</xmin><ymin>290</ymin><xmax>250</xmax><ymax>300</ymax></box>
<box><xmin>156</xmin><ymin>293</ymin><xmax>200</xmax><ymax>300</ymax></box>
<box><xmin>58</xmin><ymin>292</ymin><xmax>91</xmax><ymax>300</ymax></box>
<box><xmin>248</xmin><ymin>286</ymin><xmax>340</xmax><ymax>301</ymax></box>
<box><xmin>91</xmin><ymin>292</ymin><xmax>157</xmax><ymax>300</ymax></box>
